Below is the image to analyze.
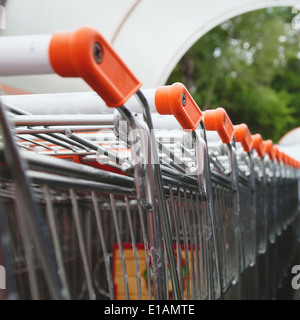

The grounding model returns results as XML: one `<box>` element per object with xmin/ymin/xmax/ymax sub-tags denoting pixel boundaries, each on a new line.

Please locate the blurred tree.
<box><xmin>271</xmin><ymin>57</ymin><xmax>300</xmax><ymax>134</ymax></box>
<box><xmin>167</xmin><ymin>7</ymin><xmax>300</xmax><ymax>142</ymax></box>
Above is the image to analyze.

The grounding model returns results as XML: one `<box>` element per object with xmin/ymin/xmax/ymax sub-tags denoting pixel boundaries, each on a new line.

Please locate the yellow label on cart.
<box><xmin>113</xmin><ymin>243</ymin><xmax>197</xmax><ymax>300</ymax></box>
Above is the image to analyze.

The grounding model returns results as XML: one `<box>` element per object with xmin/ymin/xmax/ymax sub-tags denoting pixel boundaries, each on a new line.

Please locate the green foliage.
<box><xmin>167</xmin><ymin>7</ymin><xmax>300</xmax><ymax>142</ymax></box>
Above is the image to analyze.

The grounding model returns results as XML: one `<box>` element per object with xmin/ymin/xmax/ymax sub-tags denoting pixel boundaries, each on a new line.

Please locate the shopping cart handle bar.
<box><xmin>203</xmin><ymin>107</ymin><xmax>234</xmax><ymax>144</ymax></box>
<box><xmin>233</xmin><ymin>123</ymin><xmax>253</xmax><ymax>152</ymax></box>
<box><xmin>49</xmin><ymin>27</ymin><xmax>142</xmax><ymax>108</ymax></box>
<box><xmin>0</xmin><ymin>34</ymin><xmax>53</xmax><ymax>75</ymax></box>
<box><xmin>263</xmin><ymin>139</ymin><xmax>275</xmax><ymax>160</ymax></box>
<box><xmin>251</xmin><ymin>134</ymin><xmax>265</xmax><ymax>158</ymax></box>
<box><xmin>154</xmin><ymin>83</ymin><xmax>203</xmax><ymax>131</ymax></box>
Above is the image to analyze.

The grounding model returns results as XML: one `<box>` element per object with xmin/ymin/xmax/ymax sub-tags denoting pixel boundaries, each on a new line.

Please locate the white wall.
<box><xmin>0</xmin><ymin>0</ymin><xmax>299</xmax><ymax>92</ymax></box>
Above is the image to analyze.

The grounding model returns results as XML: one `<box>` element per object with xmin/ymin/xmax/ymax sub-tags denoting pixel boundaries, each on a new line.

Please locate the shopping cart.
<box><xmin>154</xmin><ymin>82</ymin><xmax>222</xmax><ymax>300</ymax></box>
<box><xmin>0</xmin><ymin>105</ymin><xmax>164</xmax><ymax>300</ymax></box>
<box><xmin>0</xmin><ymin>26</ymin><xmax>300</xmax><ymax>300</ymax></box>
<box><xmin>250</xmin><ymin>133</ymin><xmax>270</xmax><ymax>299</ymax></box>
<box><xmin>202</xmin><ymin>108</ymin><xmax>243</xmax><ymax>298</ymax></box>
<box><xmin>278</xmin><ymin>154</ymin><xmax>299</xmax><ymax>288</ymax></box>
<box><xmin>0</xmin><ymin>27</ymin><xmax>181</xmax><ymax>300</ymax></box>
<box><xmin>233</xmin><ymin>124</ymin><xmax>257</xmax><ymax>299</ymax></box>
<box><xmin>234</xmin><ymin>124</ymin><xmax>255</xmax><ymax>270</ymax></box>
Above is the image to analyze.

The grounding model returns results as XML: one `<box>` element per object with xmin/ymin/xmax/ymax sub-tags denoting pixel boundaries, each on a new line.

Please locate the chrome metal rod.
<box><xmin>19</xmin><ymin>151</ymin><xmax>134</xmax><ymax>188</ymax></box>
<box><xmin>91</xmin><ymin>192</ymin><xmax>115</xmax><ymax>300</ymax></box>
<box><xmin>198</xmin><ymin>122</ymin><xmax>222</xmax><ymax>299</ymax></box>
<box><xmin>11</xmin><ymin>114</ymin><xmax>115</xmax><ymax>126</ymax></box>
<box><xmin>0</xmin><ymin>202</ymin><xmax>18</xmax><ymax>300</ymax></box>
<box><xmin>136</xmin><ymin>90</ymin><xmax>181</xmax><ymax>300</ymax></box>
<box><xmin>70</xmin><ymin>189</ymin><xmax>95</xmax><ymax>300</ymax></box>
<box><xmin>15</xmin><ymin>126</ymin><xmax>112</xmax><ymax>135</ymax></box>
<box><xmin>65</xmin><ymin>129</ymin><xmax>124</xmax><ymax>165</ymax></box>
<box><xmin>28</xmin><ymin>171</ymin><xmax>135</xmax><ymax>196</ymax></box>
<box><xmin>43</xmin><ymin>185</ymin><xmax>71</xmax><ymax>299</ymax></box>
<box><xmin>0</xmin><ymin>100</ymin><xmax>66</xmax><ymax>300</ymax></box>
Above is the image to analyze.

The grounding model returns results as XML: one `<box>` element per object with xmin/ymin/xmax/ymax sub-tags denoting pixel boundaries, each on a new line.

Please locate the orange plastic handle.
<box><xmin>49</xmin><ymin>27</ymin><xmax>142</xmax><ymax>108</ymax></box>
<box><xmin>154</xmin><ymin>83</ymin><xmax>203</xmax><ymax>131</ymax></box>
<box><xmin>287</xmin><ymin>155</ymin><xmax>293</xmax><ymax>167</ymax></box>
<box><xmin>282</xmin><ymin>152</ymin><xmax>288</xmax><ymax>165</ymax></box>
<box><xmin>280</xmin><ymin>151</ymin><xmax>285</xmax><ymax>164</ymax></box>
<box><xmin>203</xmin><ymin>107</ymin><xmax>234</xmax><ymax>144</ymax></box>
<box><xmin>252</xmin><ymin>134</ymin><xmax>266</xmax><ymax>158</ymax></box>
<box><xmin>263</xmin><ymin>139</ymin><xmax>276</xmax><ymax>160</ymax></box>
<box><xmin>288</xmin><ymin>155</ymin><xmax>292</xmax><ymax>167</ymax></box>
<box><xmin>233</xmin><ymin>123</ymin><xmax>253</xmax><ymax>152</ymax></box>
<box><xmin>292</xmin><ymin>158</ymin><xmax>297</xmax><ymax>169</ymax></box>
<box><xmin>273</xmin><ymin>145</ymin><xmax>282</xmax><ymax>163</ymax></box>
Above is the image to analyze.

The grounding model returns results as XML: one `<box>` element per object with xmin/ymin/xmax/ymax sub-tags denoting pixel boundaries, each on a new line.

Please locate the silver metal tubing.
<box><xmin>136</xmin><ymin>89</ymin><xmax>181</xmax><ymax>300</ymax></box>
<box><xmin>0</xmin><ymin>100</ymin><xmax>66</xmax><ymax>300</ymax></box>
<box><xmin>19</xmin><ymin>151</ymin><xmax>134</xmax><ymax>189</ymax></box>
<box><xmin>11</xmin><ymin>114</ymin><xmax>115</xmax><ymax>127</ymax></box>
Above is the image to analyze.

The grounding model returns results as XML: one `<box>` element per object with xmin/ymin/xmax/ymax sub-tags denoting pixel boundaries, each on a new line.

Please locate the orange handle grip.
<box><xmin>154</xmin><ymin>83</ymin><xmax>203</xmax><ymax>131</ymax></box>
<box><xmin>263</xmin><ymin>139</ymin><xmax>276</xmax><ymax>160</ymax></box>
<box><xmin>203</xmin><ymin>107</ymin><xmax>234</xmax><ymax>144</ymax></box>
<box><xmin>280</xmin><ymin>151</ymin><xmax>285</xmax><ymax>164</ymax></box>
<box><xmin>233</xmin><ymin>123</ymin><xmax>253</xmax><ymax>152</ymax></box>
<box><xmin>283</xmin><ymin>153</ymin><xmax>289</xmax><ymax>166</ymax></box>
<box><xmin>288</xmin><ymin>155</ymin><xmax>293</xmax><ymax>167</ymax></box>
<box><xmin>285</xmin><ymin>154</ymin><xmax>294</xmax><ymax>167</ymax></box>
<box><xmin>252</xmin><ymin>134</ymin><xmax>266</xmax><ymax>158</ymax></box>
<box><xmin>49</xmin><ymin>27</ymin><xmax>142</xmax><ymax>108</ymax></box>
<box><xmin>273</xmin><ymin>145</ymin><xmax>283</xmax><ymax>163</ymax></box>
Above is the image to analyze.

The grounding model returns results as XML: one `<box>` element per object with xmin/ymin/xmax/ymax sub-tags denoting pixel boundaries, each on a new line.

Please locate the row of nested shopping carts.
<box><xmin>0</xmin><ymin>27</ymin><xmax>299</xmax><ymax>300</ymax></box>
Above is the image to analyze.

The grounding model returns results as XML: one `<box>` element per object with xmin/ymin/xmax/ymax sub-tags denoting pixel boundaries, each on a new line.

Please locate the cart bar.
<box><xmin>263</xmin><ymin>140</ymin><xmax>275</xmax><ymax>160</ymax></box>
<box><xmin>203</xmin><ymin>107</ymin><xmax>234</xmax><ymax>144</ymax></box>
<box><xmin>0</xmin><ymin>34</ymin><xmax>53</xmax><ymax>75</ymax></box>
<box><xmin>252</xmin><ymin>134</ymin><xmax>266</xmax><ymax>158</ymax></box>
<box><xmin>1</xmin><ymin>90</ymin><xmax>157</xmax><ymax>115</ymax></box>
<box><xmin>49</xmin><ymin>27</ymin><xmax>142</xmax><ymax>108</ymax></box>
<box><xmin>154</xmin><ymin>83</ymin><xmax>203</xmax><ymax>131</ymax></box>
<box><xmin>234</xmin><ymin>123</ymin><xmax>253</xmax><ymax>152</ymax></box>
<box><xmin>11</xmin><ymin>114</ymin><xmax>114</xmax><ymax>126</ymax></box>
<box><xmin>15</xmin><ymin>150</ymin><xmax>134</xmax><ymax>188</ymax></box>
